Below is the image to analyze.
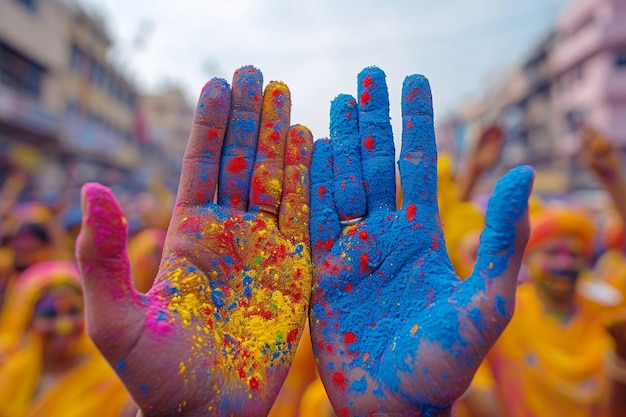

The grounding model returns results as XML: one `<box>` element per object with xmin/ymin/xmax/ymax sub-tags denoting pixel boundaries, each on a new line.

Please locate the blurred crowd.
<box><xmin>0</xmin><ymin>122</ymin><xmax>625</xmax><ymax>417</ymax></box>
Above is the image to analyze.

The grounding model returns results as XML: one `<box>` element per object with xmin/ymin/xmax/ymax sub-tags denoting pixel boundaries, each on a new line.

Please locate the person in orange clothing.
<box><xmin>0</xmin><ymin>260</ymin><xmax>132</xmax><ymax>417</ymax></box>
<box><xmin>469</xmin><ymin>206</ymin><xmax>626</xmax><ymax>417</ymax></box>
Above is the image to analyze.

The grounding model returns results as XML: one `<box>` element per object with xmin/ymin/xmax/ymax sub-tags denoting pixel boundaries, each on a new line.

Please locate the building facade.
<box><xmin>0</xmin><ymin>0</ymin><xmax>193</xmax><ymax>205</ymax></box>
<box><xmin>437</xmin><ymin>0</ymin><xmax>626</xmax><ymax>194</ymax></box>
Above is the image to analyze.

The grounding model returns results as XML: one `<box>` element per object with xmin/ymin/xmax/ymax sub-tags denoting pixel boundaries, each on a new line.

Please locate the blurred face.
<box><xmin>31</xmin><ymin>285</ymin><xmax>84</xmax><ymax>356</ymax></box>
<box><xmin>11</xmin><ymin>232</ymin><xmax>54</xmax><ymax>272</ymax></box>
<box><xmin>526</xmin><ymin>234</ymin><xmax>588</xmax><ymax>303</ymax></box>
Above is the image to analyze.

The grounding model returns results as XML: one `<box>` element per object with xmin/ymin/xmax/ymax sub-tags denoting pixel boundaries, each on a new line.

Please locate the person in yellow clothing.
<box><xmin>477</xmin><ymin>206</ymin><xmax>626</xmax><ymax>417</ymax></box>
<box><xmin>127</xmin><ymin>227</ymin><xmax>166</xmax><ymax>294</ymax></box>
<box><xmin>0</xmin><ymin>260</ymin><xmax>133</xmax><ymax>417</ymax></box>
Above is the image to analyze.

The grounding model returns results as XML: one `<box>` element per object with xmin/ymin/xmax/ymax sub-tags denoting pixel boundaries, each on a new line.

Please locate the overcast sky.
<box><xmin>75</xmin><ymin>0</ymin><xmax>574</xmax><ymax>144</ymax></box>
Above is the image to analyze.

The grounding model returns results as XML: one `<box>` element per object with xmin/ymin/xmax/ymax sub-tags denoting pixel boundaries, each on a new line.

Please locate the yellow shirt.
<box><xmin>486</xmin><ymin>283</ymin><xmax>612</xmax><ymax>417</ymax></box>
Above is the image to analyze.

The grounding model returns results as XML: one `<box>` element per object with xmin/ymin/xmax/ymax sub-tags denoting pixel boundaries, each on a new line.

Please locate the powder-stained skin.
<box><xmin>309</xmin><ymin>67</ymin><xmax>535</xmax><ymax>417</ymax></box>
<box><xmin>76</xmin><ymin>66</ymin><xmax>313</xmax><ymax>417</ymax></box>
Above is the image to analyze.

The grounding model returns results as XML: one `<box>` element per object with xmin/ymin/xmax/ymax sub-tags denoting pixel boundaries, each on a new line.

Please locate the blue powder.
<box><xmin>218</xmin><ymin>66</ymin><xmax>263</xmax><ymax>208</ymax></box>
<box><xmin>330</xmin><ymin>94</ymin><xmax>366</xmax><ymax>219</ymax></box>
<box><xmin>310</xmin><ymin>67</ymin><xmax>534</xmax><ymax>413</ymax></box>
<box><xmin>357</xmin><ymin>67</ymin><xmax>396</xmax><ymax>213</ymax></box>
<box><xmin>495</xmin><ymin>294</ymin><xmax>507</xmax><ymax>317</ymax></box>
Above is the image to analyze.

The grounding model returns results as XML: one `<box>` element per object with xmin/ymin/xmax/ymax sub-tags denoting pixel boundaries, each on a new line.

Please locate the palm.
<box><xmin>77</xmin><ymin>67</ymin><xmax>313</xmax><ymax>417</ymax></box>
<box><xmin>310</xmin><ymin>67</ymin><xmax>533</xmax><ymax>417</ymax></box>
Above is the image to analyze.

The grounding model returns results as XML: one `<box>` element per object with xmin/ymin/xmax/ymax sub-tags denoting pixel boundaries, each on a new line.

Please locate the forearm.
<box><xmin>601</xmin><ymin>173</ymin><xmax>626</xmax><ymax>224</ymax></box>
<box><xmin>606</xmin><ymin>349</ymin><xmax>626</xmax><ymax>417</ymax></box>
<box><xmin>455</xmin><ymin>163</ymin><xmax>482</xmax><ymax>202</ymax></box>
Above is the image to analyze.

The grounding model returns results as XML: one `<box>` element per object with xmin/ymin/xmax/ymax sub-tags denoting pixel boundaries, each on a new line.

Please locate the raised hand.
<box><xmin>309</xmin><ymin>67</ymin><xmax>534</xmax><ymax>417</ymax></box>
<box><xmin>579</xmin><ymin>124</ymin><xmax>622</xmax><ymax>182</ymax></box>
<box><xmin>76</xmin><ymin>66</ymin><xmax>313</xmax><ymax>417</ymax></box>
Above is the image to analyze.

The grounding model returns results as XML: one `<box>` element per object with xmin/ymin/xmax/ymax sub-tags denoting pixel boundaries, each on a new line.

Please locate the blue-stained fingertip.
<box><xmin>330</xmin><ymin>94</ymin><xmax>358</xmax><ymax>137</ymax></box>
<box><xmin>401</xmin><ymin>74</ymin><xmax>433</xmax><ymax>116</ymax></box>
<box><xmin>310</xmin><ymin>138</ymin><xmax>341</xmax><ymax>246</ymax></box>
<box><xmin>486</xmin><ymin>165</ymin><xmax>535</xmax><ymax>227</ymax></box>
<box><xmin>357</xmin><ymin>66</ymin><xmax>389</xmax><ymax>112</ymax></box>
<box><xmin>232</xmin><ymin>66</ymin><xmax>263</xmax><ymax>111</ymax></box>
<box><xmin>196</xmin><ymin>77</ymin><xmax>232</xmax><ymax>121</ymax></box>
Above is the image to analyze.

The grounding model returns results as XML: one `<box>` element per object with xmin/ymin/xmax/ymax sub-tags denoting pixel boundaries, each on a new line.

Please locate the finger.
<box><xmin>176</xmin><ymin>78</ymin><xmax>232</xmax><ymax>207</ymax></box>
<box><xmin>280</xmin><ymin>124</ymin><xmax>313</xmax><ymax>243</ymax></box>
<box><xmin>398</xmin><ymin>74</ymin><xmax>438</xmax><ymax>211</ymax></box>
<box><xmin>468</xmin><ymin>165</ymin><xmax>535</xmax><ymax>317</ymax></box>
<box><xmin>218</xmin><ymin>66</ymin><xmax>263</xmax><ymax>210</ymax></box>
<box><xmin>75</xmin><ymin>183</ymin><xmax>144</xmax><ymax>356</ymax></box>
<box><xmin>357</xmin><ymin>66</ymin><xmax>396</xmax><ymax>213</ymax></box>
<box><xmin>249</xmin><ymin>81</ymin><xmax>291</xmax><ymax>216</ymax></box>
<box><xmin>310</xmin><ymin>138</ymin><xmax>340</xmax><ymax>256</ymax></box>
<box><xmin>330</xmin><ymin>94</ymin><xmax>366</xmax><ymax>220</ymax></box>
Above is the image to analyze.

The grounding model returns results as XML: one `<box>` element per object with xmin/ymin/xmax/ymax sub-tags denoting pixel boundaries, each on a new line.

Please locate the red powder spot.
<box><xmin>359</xmin><ymin>231</ymin><xmax>369</xmax><ymax>242</ymax></box>
<box><xmin>340</xmin><ymin>408</ymin><xmax>350</xmax><ymax>417</ymax></box>
<box><xmin>253</xmin><ymin>94</ymin><xmax>259</xmax><ymax>101</ymax></box>
<box><xmin>317</xmin><ymin>185</ymin><xmax>326</xmax><ymax>196</ymax></box>
<box><xmin>324</xmin><ymin>240</ymin><xmax>333</xmax><ymax>251</ymax></box>
<box><xmin>346</xmin><ymin>111</ymin><xmax>352</xmax><ymax>119</ymax></box>
<box><xmin>259</xmin><ymin>310</ymin><xmax>273</xmax><ymax>320</ymax></box>
<box><xmin>286</xmin><ymin>328</ymin><xmax>298</xmax><ymax>344</ymax></box>
<box><xmin>344</xmin><ymin>331</ymin><xmax>357</xmax><ymax>344</ymax></box>
<box><xmin>345</xmin><ymin>282</ymin><xmax>353</xmax><ymax>293</ymax></box>
<box><xmin>252</xmin><ymin>176</ymin><xmax>266</xmax><ymax>194</ymax></box>
<box><xmin>360</xmin><ymin>91</ymin><xmax>371</xmax><ymax>105</ymax></box>
<box><xmin>406</xmin><ymin>203</ymin><xmax>416</xmax><ymax>222</ymax></box>
<box><xmin>272</xmin><ymin>88</ymin><xmax>282</xmax><ymax>97</ymax></box>
<box><xmin>227</xmin><ymin>155</ymin><xmax>247</xmax><ymax>174</ymax></box>
<box><xmin>264</xmin><ymin>121</ymin><xmax>274</xmax><ymax>129</ymax></box>
<box><xmin>249</xmin><ymin>376</ymin><xmax>259</xmax><ymax>390</ymax></box>
<box><xmin>230</xmin><ymin>194</ymin><xmax>241</xmax><ymax>207</ymax></box>
<box><xmin>362</xmin><ymin>76</ymin><xmax>374</xmax><ymax>89</ymax></box>
<box><xmin>326</xmin><ymin>344</ymin><xmax>333</xmax><ymax>352</ymax></box>
<box><xmin>269</xmin><ymin>131</ymin><xmax>280</xmax><ymax>142</ymax></box>
<box><xmin>370</xmin><ymin>322</ymin><xmax>376</xmax><ymax>328</ymax></box>
<box><xmin>406</xmin><ymin>121</ymin><xmax>414</xmax><ymax>129</ymax></box>
<box><xmin>196</xmin><ymin>192</ymin><xmax>204</xmax><ymax>202</ymax></box>
<box><xmin>238</xmin><ymin>367</ymin><xmax>246</xmax><ymax>379</ymax></box>
<box><xmin>406</xmin><ymin>88</ymin><xmax>420</xmax><ymax>101</ymax></box>
<box><xmin>364</xmin><ymin>136</ymin><xmax>374</xmax><ymax>151</ymax></box>
<box><xmin>317</xmin><ymin>340</ymin><xmax>324</xmax><ymax>349</ymax></box>
<box><xmin>333</xmin><ymin>372</ymin><xmax>346</xmax><ymax>390</ymax></box>
<box><xmin>348</xmin><ymin>99</ymin><xmax>356</xmax><ymax>106</ymax></box>
<box><xmin>360</xmin><ymin>253</ymin><xmax>369</xmax><ymax>274</ymax></box>
<box><xmin>207</xmin><ymin>128</ymin><xmax>219</xmax><ymax>141</ymax></box>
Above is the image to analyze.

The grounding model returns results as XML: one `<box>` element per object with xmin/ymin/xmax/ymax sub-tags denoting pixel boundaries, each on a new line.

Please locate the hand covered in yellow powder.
<box><xmin>76</xmin><ymin>66</ymin><xmax>313</xmax><ymax>417</ymax></box>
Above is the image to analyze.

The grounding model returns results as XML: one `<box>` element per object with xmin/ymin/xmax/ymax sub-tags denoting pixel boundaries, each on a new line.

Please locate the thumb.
<box><xmin>76</xmin><ymin>182</ymin><xmax>143</xmax><ymax>357</ymax></box>
<box><xmin>469</xmin><ymin>165</ymin><xmax>534</xmax><ymax>320</ymax></box>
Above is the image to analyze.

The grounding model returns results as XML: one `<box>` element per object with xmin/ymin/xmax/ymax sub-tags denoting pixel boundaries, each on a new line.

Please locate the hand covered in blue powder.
<box><xmin>309</xmin><ymin>67</ymin><xmax>534</xmax><ymax>417</ymax></box>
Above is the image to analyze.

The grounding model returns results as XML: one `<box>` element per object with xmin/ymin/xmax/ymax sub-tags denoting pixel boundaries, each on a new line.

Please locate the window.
<box><xmin>70</xmin><ymin>45</ymin><xmax>82</xmax><ymax>72</ymax></box>
<box><xmin>615</xmin><ymin>51</ymin><xmax>626</xmax><ymax>69</ymax></box>
<box><xmin>15</xmin><ymin>0</ymin><xmax>37</xmax><ymax>11</ymax></box>
<box><xmin>0</xmin><ymin>41</ymin><xmax>45</xmax><ymax>97</ymax></box>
